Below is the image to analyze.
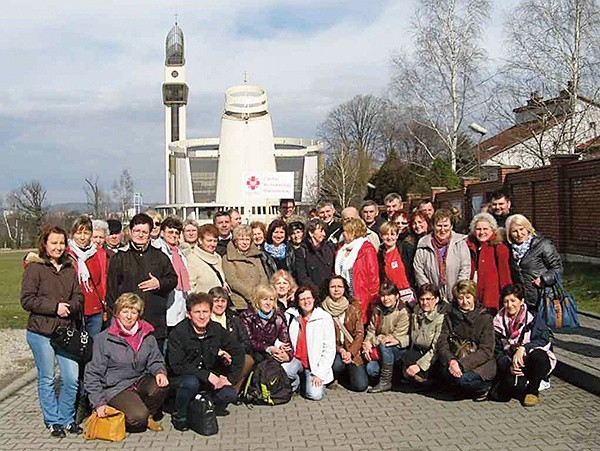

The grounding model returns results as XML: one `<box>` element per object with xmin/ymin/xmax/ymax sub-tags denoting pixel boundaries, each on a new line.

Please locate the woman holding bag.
<box><xmin>21</xmin><ymin>225</ymin><xmax>83</xmax><ymax>438</ymax></box>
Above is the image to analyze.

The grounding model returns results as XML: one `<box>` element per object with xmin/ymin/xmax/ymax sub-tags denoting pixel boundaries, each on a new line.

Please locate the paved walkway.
<box><xmin>0</xmin><ymin>376</ymin><xmax>598</xmax><ymax>450</ymax></box>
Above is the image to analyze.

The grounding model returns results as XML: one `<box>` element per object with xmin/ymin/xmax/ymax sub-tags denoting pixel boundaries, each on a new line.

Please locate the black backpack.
<box><xmin>187</xmin><ymin>393</ymin><xmax>218</xmax><ymax>436</ymax></box>
<box><xmin>243</xmin><ymin>358</ymin><xmax>293</xmax><ymax>405</ymax></box>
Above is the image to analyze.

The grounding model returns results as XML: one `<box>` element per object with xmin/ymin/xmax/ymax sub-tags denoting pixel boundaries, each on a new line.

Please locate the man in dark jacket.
<box><xmin>490</xmin><ymin>189</ymin><xmax>513</xmax><ymax>229</ymax></box>
<box><xmin>106</xmin><ymin>213</ymin><xmax>178</xmax><ymax>350</ymax></box>
<box><xmin>168</xmin><ymin>293</ymin><xmax>244</xmax><ymax>430</ymax></box>
<box><xmin>214</xmin><ymin>211</ymin><xmax>232</xmax><ymax>256</ymax></box>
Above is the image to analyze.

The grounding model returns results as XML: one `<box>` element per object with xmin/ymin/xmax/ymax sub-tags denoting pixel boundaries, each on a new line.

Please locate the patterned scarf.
<box><xmin>264</xmin><ymin>242</ymin><xmax>287</xmax><ymax>260</ymax></box>
<box><xmin>511</xmin><ymin>235</ymin><xmax>533</xmax><ymax>262</ymax></box>
<box><xmin>431</xmin><ymin>234</ymin><xmax>450</xmax><ymax>287</ymax></box>
<box><xmin>167</xmin><ymin>243</ymin><xmax>191</xmax><ymax>292</ymax></box>
<box><xmin>68</xmin><ymin>239</ymin><xmax>97</xmax><ymax>292</ymax></box>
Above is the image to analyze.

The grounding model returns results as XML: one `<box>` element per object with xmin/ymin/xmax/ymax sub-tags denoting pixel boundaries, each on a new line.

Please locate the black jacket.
<box><xmin>106</xmin><ymin>243</ymin><xmax>178</xmax><ymax>339</ymax></box>
<box><xmin>509</xmin><ymin>235</ymin><xmax>562</xmax><ymax>309</ymax></box>
<box><xmin>167</xmin><ymin>319</ymin><xmax>244</xmax><ymax>385</ymax></box>
<box><xmin>294</xmin><ymin>239</ymin><xmax>335</xmax><ymax>294</ymax></box>
<box><xmin>223</xmin><ymin>309</ymin><xmax>252</xmax><ymax>355</ymax></box>
<box><xmin>216</xmin><ymin>237</ymin><xmax>231</xmax><ymax>257</ymax></box>
<box><xmin>400</xmin><ymin>232</ymin><xmax>425</xmax><ymax>289</ymax></box>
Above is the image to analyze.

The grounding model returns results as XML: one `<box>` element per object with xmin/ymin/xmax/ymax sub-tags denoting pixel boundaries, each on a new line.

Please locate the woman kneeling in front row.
<box><xmin>362</xmin><ymin>282</ymin><xmax>410</xmax><ymax>393</ymax></box>
<box><xmin>437</xmin><ymin>280</ymin><xmax>496</xmax><ymax>401</ymax></box>
<box><xmin>491</xmin><ymin>284</ymin><xmax>555</xmax><ymax>406</ymax></box>
<box><xmin>85</xmin><ymin>293</ymin><xmax>169</xmax><ymax>432</ymax></box>
<box><xmin>283</xmin><ymin>285</ymin><xmax>336</xmax><ymax>401</ymax></box>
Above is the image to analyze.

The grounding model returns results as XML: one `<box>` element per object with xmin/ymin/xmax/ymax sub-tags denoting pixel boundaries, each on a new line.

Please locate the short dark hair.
<box><xmin>416</xmin><ymin>283</ymin><xmax>440</xmax><ymax>300</ymax></box>
<box><xmin>227</xmin><ymin>208</ymin><xmax>240</xmax><ymax>216</ymax></box>
<box><xmin>306</xmin><ymin>218</ymin><xmax>326</xmax><ymax>234</ymax></box>
<box><xmin>279</xmin><ymin>198</ymin><xmax>295</xmax><ymax>207</ymax></box>
<box><xmin>160</xmin><ymin>216</ymin><xmax>183</xmax><ymax>232</ymax></box>
<box><xmin>326</xmin><ymin>275</ymin><xmax>350</xmax><ymax>298</ymax></box>
<box><xmin>500</xmin><ymin>284</ymin><xmax>525</xmax><ymax>302</ymax></box>
<box><xmin>294</xmin><ymin>284</ymin><xmax>321</xmax><ymax>312</ymax></box>
<box><xmin>208</xmin><ymin>287</ymin><xmax>231</xmax><ymax>306</ymax></box>
<box><xmin>379</xmin><ymin>281</ymin><xmax>399</xmax><ymax>297</ymax></box>
<box><xmin>186</xmin><ymin>292</ymin><xmax>213</xmax><ymax>312</ymax></box>
<box><xmin>213</xmin><ymin>210</ymin><xmax>230</xmax><ymax>224</ymax></box>
<box><xmin>361</xmin><ymin>200</ymin><xmax>378</xmax><ymax>211</ymax></box>
<box><xmin>38</xmin><ymin>225</ymin><xmax>68</xmax><ymax>260</ymax></box>
<box><xmin>69</xmin><ymin>216</ymin><xmax>93</xmax><ymax>236</ymax></box>
<box><xmin>266</xmin><ymin>219</ymin><xmax>288</xmax><ymax>244</ymax></box>
<box><xmin>129</xmin><ymin>213</ymin><xmax>153</xmax><ymax>231</ymax></box>
<box><xmin>418</xmin><ymin>198</ymin><xmax>433</xmax><ymax>207</ymax></box>
<box><xmin>490</xmin><ymin>189</ymin><xmax>511</xmax><ymax>202</ymax></box>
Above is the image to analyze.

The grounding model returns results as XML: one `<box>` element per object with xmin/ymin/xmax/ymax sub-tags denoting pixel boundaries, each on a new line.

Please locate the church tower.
<box><xmin>162</xmin><ymin>22</ymin><xmax>189</xmax><ymax>203</ymax></box>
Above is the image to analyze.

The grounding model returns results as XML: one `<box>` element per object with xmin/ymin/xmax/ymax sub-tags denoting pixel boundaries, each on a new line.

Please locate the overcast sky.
<box><xmin>0</xmin><ymin>0</ymin><xmax>519</xmax><ymax>205</ymax></box>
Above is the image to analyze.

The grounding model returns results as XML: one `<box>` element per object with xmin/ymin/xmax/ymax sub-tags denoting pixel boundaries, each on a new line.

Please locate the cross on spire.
<box><xmin>175</xmin><ymin>13</ymin><xmax>178</xmax><ymax>25</ymax></box>
<box><xmin>243</xmin><ymin>70</ymin><xmax>249</xmax><ymax>84</ymax></box>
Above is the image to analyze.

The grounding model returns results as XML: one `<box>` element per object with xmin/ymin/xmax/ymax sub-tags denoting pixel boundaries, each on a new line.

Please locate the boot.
<box><xmin>368</xmin><ymin>364</ymin><xmax>393</xmax><ymax>393</ymax></box>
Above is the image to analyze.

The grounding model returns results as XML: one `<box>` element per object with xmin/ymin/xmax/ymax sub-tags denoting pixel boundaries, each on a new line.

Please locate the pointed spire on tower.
<box><xmin>166</xmin><ymin>19</ymin><xmax>185</xmax><ymax>66</ymax></box>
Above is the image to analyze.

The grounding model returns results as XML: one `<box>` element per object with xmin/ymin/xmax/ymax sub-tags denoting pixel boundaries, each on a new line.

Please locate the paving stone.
<box><xmin>1</xmin><ymin>378</ymin><xmax>599</xmax><ymax>450</ymax></box>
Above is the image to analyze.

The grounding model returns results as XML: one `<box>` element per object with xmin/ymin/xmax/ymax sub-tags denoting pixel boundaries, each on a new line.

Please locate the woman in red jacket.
<box><xmin>335</xmin><ymin>218</ymin><xmax>379</xmax><ymax>324</ymax></box>
<box><xmin>67</xmin><ymin>216</ymin><xmax>108</xmax><ymax>338</ymax></box>
<box><xmin>467</xmin><ymin>213</ymin><xmax>512</xmax><ymax>313</ymax></box>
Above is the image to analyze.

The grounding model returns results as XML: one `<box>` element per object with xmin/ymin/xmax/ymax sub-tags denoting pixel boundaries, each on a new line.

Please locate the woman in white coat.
<box><xmin>283</xmin><ymin>285</ymin><xmax>336</xmax><ymax>401</ymax></box>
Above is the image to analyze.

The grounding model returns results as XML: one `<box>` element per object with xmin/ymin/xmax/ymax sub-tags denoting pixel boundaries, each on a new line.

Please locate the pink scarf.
<box><xmin>168</xmin><ymin>243</ymin><xmax>191</xmax><ymax>292</ymax></box>
<box><xmin>116</xmin><ymin>320</ymin><xmax>144</xmax><ymax>352</ymax></box>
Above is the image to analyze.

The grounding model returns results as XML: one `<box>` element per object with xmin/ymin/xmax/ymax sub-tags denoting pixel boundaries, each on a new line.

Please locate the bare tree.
<box><xmin>390</xmin><ymin>0</ymin><xmax>491</xmax><ymax>172</ymax></box>
<box><xmin>319</xmin><ymin>94</ymin><xmax>385</xmax><ymax>197</ymax></box>
<box><xmin>112</xmin><ymin>170</ymin><xmax>134</xmax><ymax>220</ymax></box>
<box><xmin>84</xmin><ymin>175</ymin><xmax>109</xmax><ymax>218</ymax></box>
<box><xmin>320</xmin><ymin>144</ymin><xmax>362</xmax><ymax>208</ymax></box>
<box><xmin>7</xmin><ymin>180</ymin><xmax>48</xmax><ymax>245</ymax></box>
<box><xmin>491</xmin><ymin>0</ymin><xmax>600</xmax><ymax>164</ymax></box>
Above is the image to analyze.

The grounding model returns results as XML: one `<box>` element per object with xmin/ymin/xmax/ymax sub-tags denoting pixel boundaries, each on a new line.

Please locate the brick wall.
<box><xmin>432</xmin><ymin>155</ymin><xmax>600</xmax><ymax>258</ymax></box>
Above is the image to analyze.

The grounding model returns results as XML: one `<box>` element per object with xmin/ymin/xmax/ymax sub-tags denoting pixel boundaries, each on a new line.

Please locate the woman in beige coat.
<box><xmin>413</xmin><ymin>209</ymin><xmax>471</xmax><ymax>302</ymax></box>
<box><xmin>184</xmin><ymin>224</ymin><xmax>226</xmax><ymax>294</ymax></box>
<box><xmin>222</xmin><ymin>225</ymin><xmax>269</xmax><ymax>311</ymax></box>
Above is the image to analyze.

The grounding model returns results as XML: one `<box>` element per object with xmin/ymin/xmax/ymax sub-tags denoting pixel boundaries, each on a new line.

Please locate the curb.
<box><xmin>0</xmin><ymin>367</ymin><xmax>37</xmax><ymax>403</ymax></box>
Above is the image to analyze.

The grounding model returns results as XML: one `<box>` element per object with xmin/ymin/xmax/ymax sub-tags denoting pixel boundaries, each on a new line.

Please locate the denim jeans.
<box><xmin>442</xmin><ymin>366</ymin><xmax>490</xmax><ymax>395</ymax></box>
<box><xmin>365</xmin><ymin>344</ymin><xmax>405</xmax><ymax>376</ymax></box>
<box><xmin>172</xmin><ymin>374</ymin><xmax>237</xmax><ymax>421</ymax></box>
<box><xmin>26</xmin><ymin>330</ymin><xmax>79</xmax><ymax>427</ymax></box>
<box><xmin>332</xmin><ymin>353</ymin><xmax>368</xmax><ymax>392</ymax></box>
<box><xmin>84</xmin><ymin>313</ymin><xmax>103</xmax><ymax>338</ymax></box>
<box><xmin>282</xmin><ymin>358</ymin><xmax>326</xmax><ymax>401</ymax></box>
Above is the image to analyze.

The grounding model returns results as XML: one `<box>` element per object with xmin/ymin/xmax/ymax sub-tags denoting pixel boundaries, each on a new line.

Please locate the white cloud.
<box><xmin>0</xmin><ymin>0</ymin><xmax>514</xmax><ymax>203</ymax></box>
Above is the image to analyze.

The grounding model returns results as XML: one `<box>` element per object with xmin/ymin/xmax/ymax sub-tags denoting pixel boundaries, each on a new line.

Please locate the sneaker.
<box><xmin>64</xmin><ymin>422</ymin><xmax>82</xmax><ymax>435</ymax></box>
<box><xmin>539</xmin><ymin>379</ymin><xmax>551</xmax><ymax>391</ymax></box>
<box><xmin>48</xmin><ymin>424</ymin><xmax>66</xmax><ymax>438</ymax></box>
<box><xmin>524</xmin><ymin>393</ymin><xmax>539</xmax><ymax>407</ymax></box>
<box><xmin>473</xmin><ymin>390</ymin><xmax>489</xmax><ymax>402</ymax></box>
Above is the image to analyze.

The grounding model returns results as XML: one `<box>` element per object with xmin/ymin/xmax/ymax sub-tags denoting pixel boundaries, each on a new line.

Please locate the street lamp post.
<box><xmin>469</xmin><ymin>122</ymin><xmax>488</xmax><ymax>177</ymax></box>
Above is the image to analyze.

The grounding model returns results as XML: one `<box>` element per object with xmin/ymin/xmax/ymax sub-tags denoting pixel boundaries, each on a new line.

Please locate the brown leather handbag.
<box><xmin>83</xmin><ymin>406</ymin><xmax>126</xmax><ymax>441</ymax></box>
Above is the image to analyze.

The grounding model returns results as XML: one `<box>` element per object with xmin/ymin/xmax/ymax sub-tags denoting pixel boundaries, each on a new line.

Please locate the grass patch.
<box><xmin>562</xmin><ymin>262</ymin><xmax>600</xmax><ymax>315</ymax></box>
<box><xmin>0</xmin><ymin>251</ymin><xmax>29</xmax><ymax>328</ymax></box>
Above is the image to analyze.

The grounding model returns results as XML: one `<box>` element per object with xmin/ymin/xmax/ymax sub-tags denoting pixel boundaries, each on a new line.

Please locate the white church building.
<box><xmin>156</xmin><ymin>24</ymin><xmax>322</xmax><ymax>222</ymax></box>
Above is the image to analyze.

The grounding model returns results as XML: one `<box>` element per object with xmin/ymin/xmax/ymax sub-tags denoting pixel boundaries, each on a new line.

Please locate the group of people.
<box><xmin>20</xmin><ymin>189</ymin><xmax>562</xmax><ymax>438</ymax></box>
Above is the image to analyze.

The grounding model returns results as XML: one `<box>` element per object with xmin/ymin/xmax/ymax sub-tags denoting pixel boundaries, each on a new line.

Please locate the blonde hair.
<box><xmin>113</xmin><ymin>292</ymin><xmax>145</xmax><ymax>317</ymax></box>
<box><xmin>505</xmin><ymin>214</ymin><xmax>536</xmax><ymax>243</ymax></box>
<box><xmin>342</xmin><ymin>217</ymin><xmax>367</xmax><ymax>239</ymax></box>
<box><xmin>379</xmin><ymin>220</ymin><xmax>399</xmax><ymax>236</ymax></box>
<box><xmin>251</xmin><ymin>284</ymin><xmax>277</xmax><ymax>311</ymax></box>
<box><xmin>451</xmin><ymin>280</ymin><xmax>477</xmax><ymax>301</ymax></box>
<box><xmin>270</xmin><ymin>270</ymin><xmax>298</xmax><ymax>296</ymax></box>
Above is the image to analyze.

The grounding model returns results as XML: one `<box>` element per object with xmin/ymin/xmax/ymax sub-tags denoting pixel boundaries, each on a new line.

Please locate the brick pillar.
<box><xmin>550</xmin><ymin>154</ymin><xmax>580</xmax><ymax>253</ymax></box>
